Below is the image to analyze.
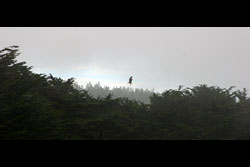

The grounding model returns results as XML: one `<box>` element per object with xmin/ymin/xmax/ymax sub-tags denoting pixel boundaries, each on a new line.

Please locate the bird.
<box><xmin>128</xmin><ymin>76</ymin><xmax>133</xmax><ymax>86</ymax></box>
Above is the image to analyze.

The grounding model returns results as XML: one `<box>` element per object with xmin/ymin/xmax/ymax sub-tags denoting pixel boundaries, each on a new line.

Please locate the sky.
<box><xmin>1</xmin><ymin>27</ymin><xmax>250</xmax><ymax>93</ymax></box>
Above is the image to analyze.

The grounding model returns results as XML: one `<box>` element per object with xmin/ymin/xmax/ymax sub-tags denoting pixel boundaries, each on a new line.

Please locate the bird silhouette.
<box><xmin>128</xmin><ymin>76</ymin><xmax>133</xmax><ymax>86</ymax></box>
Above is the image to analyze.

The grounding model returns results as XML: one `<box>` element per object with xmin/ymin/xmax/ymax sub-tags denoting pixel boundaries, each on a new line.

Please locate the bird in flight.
<box><xmin>128</xmin><ymin>76</ymin><xmax>133</xmax><ymax>86</ymax></box>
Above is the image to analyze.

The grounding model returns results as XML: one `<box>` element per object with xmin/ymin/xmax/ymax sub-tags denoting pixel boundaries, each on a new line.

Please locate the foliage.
<box><xmin>1</xmin><ymin>46</ymin><xmax>250</xmax><ymax>140</ymax></box>
<box><xmin>75</xmin><ymin>82</ymin><xmax>153</xmax><ymax>104</ymax></box>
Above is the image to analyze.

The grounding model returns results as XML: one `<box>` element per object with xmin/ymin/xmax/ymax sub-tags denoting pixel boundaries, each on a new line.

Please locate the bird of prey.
<box><xmin>128</xmin><ymin>76</ymin><xmax>133</xmax><ymax>86</ymax></box>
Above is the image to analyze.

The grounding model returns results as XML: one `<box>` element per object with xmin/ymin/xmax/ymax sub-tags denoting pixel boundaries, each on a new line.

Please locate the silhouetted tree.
<box><xmin>1</xmin><ymin>46</ymin><xmax>250</xmax><ymax>140</ymax></box>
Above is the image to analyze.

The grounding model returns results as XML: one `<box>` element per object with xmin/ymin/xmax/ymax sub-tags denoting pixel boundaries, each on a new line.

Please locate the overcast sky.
<box><xmin>1</xmin><ymin>27</ymin><xmax>250</xmax><ymax>93</ymax></box>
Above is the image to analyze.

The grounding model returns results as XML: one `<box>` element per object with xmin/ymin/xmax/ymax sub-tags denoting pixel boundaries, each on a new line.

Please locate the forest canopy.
<box><xmin>1</xmin><ymin>46</ymin><xmax>250</xmax><ymax>140</ymax></box>
<box><xmin>74</xmin><ymin>81</ymin><xmax>154</xmax><ymax>104</ymax></box>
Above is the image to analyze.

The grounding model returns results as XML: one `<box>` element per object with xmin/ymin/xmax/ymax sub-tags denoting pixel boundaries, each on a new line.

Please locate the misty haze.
<box><xmin>1</xmin><ymin>27</ymin><xmax>250</xmax><ymax>140</ymax></box>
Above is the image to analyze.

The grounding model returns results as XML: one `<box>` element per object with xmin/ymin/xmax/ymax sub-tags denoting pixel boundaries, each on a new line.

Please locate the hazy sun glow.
<box><xmin>1</xmin><ymin>27</ymin><xmax>250</xmax><ymax>93</ymax></box>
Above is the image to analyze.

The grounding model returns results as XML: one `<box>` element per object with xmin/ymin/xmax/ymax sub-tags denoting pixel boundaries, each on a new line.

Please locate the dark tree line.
<box><xmin>74</xmin><ymin>82</ymin><xmax>154</xmax><ymax>104</ymax></box>
<box><xmin>1</xmin><ymin>46</ymin><xmax>250</xmax><ymax>140</ymax></box>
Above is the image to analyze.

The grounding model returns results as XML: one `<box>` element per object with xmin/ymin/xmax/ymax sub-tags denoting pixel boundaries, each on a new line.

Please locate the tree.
<box><xmin>0</xmin><ymin>46</ymin><xmax>65</xmax><ymax>139</ymax></box>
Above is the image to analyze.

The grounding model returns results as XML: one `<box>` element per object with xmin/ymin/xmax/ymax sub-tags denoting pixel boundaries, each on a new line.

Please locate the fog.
<box><xmin>1</xmin><ymin>27</ymin><xmax>250</xmax><ymax>92</ymax></box>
